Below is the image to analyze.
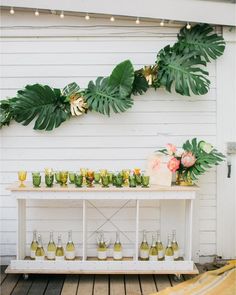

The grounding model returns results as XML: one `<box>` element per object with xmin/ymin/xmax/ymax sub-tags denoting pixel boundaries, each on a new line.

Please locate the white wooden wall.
<box><xmin>0</xmin><ymin>10</ymin><xmax>219</xmax><ymax>264</ymax></box>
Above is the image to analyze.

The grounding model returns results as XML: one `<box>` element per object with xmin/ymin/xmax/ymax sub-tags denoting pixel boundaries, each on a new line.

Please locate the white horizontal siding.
<box><xmin>0</xmin><ymin>11</ymin><xmax>217</xmax><ymax>263</ymax></box>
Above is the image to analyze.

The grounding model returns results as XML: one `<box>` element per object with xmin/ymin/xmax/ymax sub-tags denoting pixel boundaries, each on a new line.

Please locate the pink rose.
<box><xmin>181</xmin><ymin>152</ymin><xmax>196</xmax><ymax>168</ymax></box>
<box><xmin>167</xmin><ymin>157</ymin><xmax>180</xmax><ymax>172</ymax></box>
<box><xmin>166</xmin><ymin>143</ymin><xmax>177</xmax><ymax>155</ymax></box>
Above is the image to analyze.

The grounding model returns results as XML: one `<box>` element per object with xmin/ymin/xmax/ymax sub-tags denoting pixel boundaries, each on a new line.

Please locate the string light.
<box><xmin>10</xmin><ymin>7</ymin><xmax>15</xmax><ymax>15</ymax></box>
<box><xmin>135</xmin><ymin>17</ymin><xmax>140</xmax><ymax>24</ymax></box>
<box><xmin>186</xmin><ymin>22</ymin><xmax>191</xmax><ymax>30</ymax></box>
<box><xmin>60</xmin><ymin>11</ymin><xmax>65</xmax><ymax>18</ymax></box>
<box><xmin>110</xmin><ymin>16</ymin><xmax>115</xmax><ymax>22</ymax></box>
<box><xmin>160</xmin><ymin>19</ymin><xmax>165</xmax><ymax>26</ymax></box>
<box><xmin>35</xmin><ymin>9</ymin><xmax>39</xmax><ymax>16</ymax></box>
<box><xmin>85</xmin><ymin>13</ymin><xmax>90</xmax><ymax>20</ymax></box>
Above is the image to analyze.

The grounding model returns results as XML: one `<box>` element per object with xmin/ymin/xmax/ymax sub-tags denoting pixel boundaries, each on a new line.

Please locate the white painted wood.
<box><xmin>1</xmin><ymin>0</ymin><xmax>235</xmax><ymax>26</ymax></box>
<box><xmin>8</xmin><ymin>185</ymin><xmax>197</xmax><ymax>273</ymax></box>
<box><xmin>6</xmin><ymin>260</ymin><xmax>198</xmax><ymax>274</ymax></box>
<box><xmin>135</xmin><ymin>200</ymin><xmax>140</xmax><ymax>261</ymax></box>
<box><xmin>0</xmin><ymin>10</ymin><xmax>225</xmax><ymax>264</ymax></box>
<box><xmin>83</xmin><ymin>200</ymin><xmax>87</xmax><ymax>261</ymax></box>
<box><xmin>17</xmin><ymin>199</ymin><xmax>26</xmax><ymax>260</ymax></box>
<box><xmin>185</xmin><ymin>200</ymin><xmax>193</xmax><ymax>261</ymax></box>
<box><xmin>216</xmin><ymin>27</ymin><xmax>236</xmax><ymax>259</ymax></box>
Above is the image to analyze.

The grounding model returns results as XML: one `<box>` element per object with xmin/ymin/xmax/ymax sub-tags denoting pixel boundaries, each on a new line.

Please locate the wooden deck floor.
<box><xmin>0</xmin><ymin>265</ymin><xmax>199</xmax><ymax>295</ymax></box>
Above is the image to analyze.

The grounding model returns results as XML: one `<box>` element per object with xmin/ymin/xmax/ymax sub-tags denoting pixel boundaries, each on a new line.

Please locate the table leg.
<box><xmin>17</xmin><ymin>199</ymin><xmax>26</xmax><ymax>260</ymax></box>
<box><xmin>82</xmin><ymin>200</ymin><xmax>87</xmax><ymax>261</ymax></box>
<box><xmin>185</xmin><ymin>199</ymin><xmax>193</xmax><ymax>261</ymax></box>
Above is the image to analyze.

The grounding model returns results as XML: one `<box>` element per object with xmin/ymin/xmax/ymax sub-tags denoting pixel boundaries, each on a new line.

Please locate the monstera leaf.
<box><xmin>12</xmin><ymin>84</ymin><xmax>70</xmax><ymax>131</ymax></box>
<box><xmin>177</xmin><ymin>24</ymin><xmax>226</xmax><ymax>62</ymax></box>
<box><xmin>132</xmin><ymin>71</ymin><xmax>149</xmax><ymax>95</ymax></box>
<box><xmin>156</xmin><ymin>45</ymin><xmax>210</xmax><ymax>96</ymax></box>
<box><xmin>0</xmin><ymin>98</ymin><xmax>17</xmax><ymax>128</ymax></box>
<box><xmin>108</xmin><ymin>60</ymin><xmax>134</xmax><ymax>97</ymax></box>
<box><xmin>84</xmin><ymin>77</ymin><xmax>133</xmax><ymax>116</ymax></box>
<box><xmin>62</xmin><ymin>82</ymin><xmax>81</xmax><ymax>101</ymax></box>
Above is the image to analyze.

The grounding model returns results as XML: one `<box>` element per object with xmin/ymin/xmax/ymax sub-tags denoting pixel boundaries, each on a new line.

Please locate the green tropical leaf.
<box><xmin>0</xmin><ymin>98</ymin><xmax>17</xmax><ymax>128</ymax></box>
<box><xmin>132</xmin><ymin>71</ymin><xmax>149</xmax><ymax>95</ymax></box>
<box><xmin>108</xmin><ymin>60</ymin><xmax>135</xmax><ymax>97</ymax></box>
<box><xmin>156</xmin><ymin>45</ymin><xmax>210</xmax><ymax>96</ymax></box>
<box><xmin>62</xmin><ymin>82</ymin><xmax>80</xmax><ymax>101</ymax></box>
<box><xmin>12</xmin><ymin>84</ymin><xmax>70</xmax><ymax>131</ymax></box>
<box><xmin>177</xmin><ymin>24</ymin><xmax>226</xmax><ymax>62</ymax></box>
<box><xmin>84</xmin><ymin>77</ymin><xmax>133</xmax><ymax>116</ymax></box>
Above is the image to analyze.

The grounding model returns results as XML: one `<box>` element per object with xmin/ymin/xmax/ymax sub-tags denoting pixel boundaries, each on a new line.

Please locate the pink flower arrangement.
<box><xmin>167</xmin><ymin>157</ymin><xmax>180</xmax><ymax>172</ymax></box>
<box><xmin>166</xmin><ymin>143</ymin><xmax>177</xmax><ymax>155</ymax></box>
<box><xmin>181</xmin><ymin>152</ymin><xmax>196</xmax><ymax>168</ymax></box>
<box><xmin>157</xmin><ymin>139</ymin><xmax>225</xmax><ymax>183</ymax></box>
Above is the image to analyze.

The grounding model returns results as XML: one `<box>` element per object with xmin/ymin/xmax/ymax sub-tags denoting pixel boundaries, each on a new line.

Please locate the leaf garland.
<box><xmin>0</xmin><ymin>23</ymin><xmax>226</xmax><ymax>131</ymax></box>
<box><xmin>12</xmin><ymin>84</ymin><xmax>70</xmax><ymax>131</ymax></box>
<box><xmin>156</xmin><ymin>45</ymin><xmax>210</xmax><ymax>96</ymax></box>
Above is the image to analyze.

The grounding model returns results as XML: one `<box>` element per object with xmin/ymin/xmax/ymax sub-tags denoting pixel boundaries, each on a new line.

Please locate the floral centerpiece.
<box><xmin>158</xmin><ymin>138</ymin><xmax>225</xmax><ymax>185</ymax></box>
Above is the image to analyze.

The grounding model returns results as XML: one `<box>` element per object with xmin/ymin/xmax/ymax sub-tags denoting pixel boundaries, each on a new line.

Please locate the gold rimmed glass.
<box><xmin>122</xmin><ymin>169</ymin><xmax>130</xmax><ymax>186</ymax></box>
<box><xmin>59</xmin><ymin>171</ymin><xmax>68</xmax><ymax>187</ymax></box>
<box><xmin>80</xmin><ymin>168</ymin><xmax>88</xmax><ymax>185</ymax></box>
<box><xmin>18</xmin><ymin>171</ymin><xmax>27</xmax><ymax>188</ymax></box>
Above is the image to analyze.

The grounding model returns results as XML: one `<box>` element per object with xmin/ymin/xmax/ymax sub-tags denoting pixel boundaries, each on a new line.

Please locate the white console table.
<box><xmin>5</xmin><ymin>184</ymin><xmax>199</xmax><ymax>275</ymax></box>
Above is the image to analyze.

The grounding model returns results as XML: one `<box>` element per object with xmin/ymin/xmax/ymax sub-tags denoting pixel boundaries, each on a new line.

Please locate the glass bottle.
<box><xmin>35</xmin><ymin>234</ymin><xmax>45</xmax><ymax>260</ymax></box>
<box><xmin>156</xmin><ymin>230</ymin><xmax>164</xmax><ymax>261</ymax></box>
<box><xmin>97</xmin><ymin>231</ymin><xmax>107</xmax><ymax>260</ymax></box>
<box><xmin>171</xmin><ymin>230</ymin><xmax>179</xmax><ymax>260</ymax></box>
<box><xmin>65</xmin><ymin>230</ymin><xmax>75</xmax><ymax>260</ymax></box>
<box><xmin>30</xmin><ymin>230</ymin><xmax>38</xmax><ymax>259</ymax></box>
<box><xmin>149</xmin><ymin>235</ymin><xmax>158</xmax><ymax>261</ymax></box>
<box><xmin>165</xmin><ymin>234</ymin><xmax>174</xmax><ymax>261</ymax></box>
<box><xmin>113</xmin><ymin>231</ymin><xmax>123</xmax><ymax>260</ymax></box>
<box><xmin>139</xmin><ymin>230</ymin><xmax>149</xmax><ymax>260</ymax></box>
<box><xmin>55</xmin><ymin>234</ymin><xmax>64</xmax><ymax>260</ymax></box>
<box><xmin>47</xmin><ymin>231</ymin><xmax>56</xmax><ymax>260</ymax></box>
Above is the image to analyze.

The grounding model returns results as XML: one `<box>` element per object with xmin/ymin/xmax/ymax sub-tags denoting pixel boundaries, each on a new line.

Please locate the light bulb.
<box><xmin>85</xmin><ymin>13</ymin><xmax>90</xmax><ymax>20</ymax></box>
<box><xmin>110</xmin><ymin>16</ymin><xmax>115</xmax><ymax>22</ymax></box>
<box><xmin>10</xmin><ymin>7</ymin><xmax>15</xmax><ymax>15</ymax></box>
<box><xmin>60</xmin><ymin>11</ymin><xmax>65</xmax><ymax>18</ymax></box>
<box><xmin>136</xmin><ymin>17</ymin><xmax>140</xmax><ymax>24</ymax></box>
<box><xmin>160</xmin><ymin>19</ymin><xmax>165</xmax><ymax>27</ymax></box>
<box><xmin>35</xmin><ymin>9</ymin><xmax>39</xmax><ymax>16</ymax></box>
<box><xmin>186</xmin><ymin>22</ymin><xmax>191</xmax><ymax>30</ymax></box>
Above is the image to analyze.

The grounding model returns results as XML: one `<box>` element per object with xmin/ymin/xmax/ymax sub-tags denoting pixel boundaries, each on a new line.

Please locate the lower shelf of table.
<box><xmin>6</xmin><ymin>257</ymin><xmax>199</xmax><ymax>275</ymax></box>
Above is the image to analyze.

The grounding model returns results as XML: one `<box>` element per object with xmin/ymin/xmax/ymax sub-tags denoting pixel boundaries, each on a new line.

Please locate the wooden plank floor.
<box><xmin>0</xmin><ymin>265</ymin><xmax>197</xmax><ymax>295</ymax></box>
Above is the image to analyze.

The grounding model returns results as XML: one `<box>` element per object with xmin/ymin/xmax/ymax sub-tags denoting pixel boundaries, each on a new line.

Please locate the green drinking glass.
<box><xmin>107</xmin><ymin>172</ymin><xmax>113</xmax><ymax>184</ymax></box>
<box><xmin>115</xmin><ymin>175</ymin><xmax>123</xmax><ymax>187</ymax></box>
<box><xmin>129</xmin><ymin>176</ymin><xmax>136</xmax><ymax>188</ymax></box>
<box><xmin>75</xmin><ymin>173</ymin><xmax>83</xmax><ymax>187</ymax></box>
<box><xmin>32</xmin><ymin>172</ymin><xmax>41</xmax><ymax>188</ymax></box>
<box><xmin>69</xmin><ymin>172</ymin><xmax>75</xmax><ymax>184</ymax></box>
<box><xmin>45</xmin><ymin>173</ymin><xmax>54</xmax><ymax>187</ymax></box>
<box><xmin>141</xmin><ymin>175</ymin><xmax>150</xmax><ymax>188</ymax></box>
<box><xmin>59</xmin><ymin>171</ymin><xmax>68</xmax><ymax>187</ymax></box>
<box><xmin>94</xmin><ymin>172</ymin><xmax>101</xmax><ymax>184</ymax></box>
<box><xmin>55</xmin><ymin>171</ymin><xmax>61</xmax><ymax>184</ymax></box>
<box><xmin>101</xmin><ymin>175</ymin><xmax>109</xmax><ymax>188</ymax></box>
<box><xmin>134</xmin><ymin>173</ymin><xmax>142</xmax><ymax>186</ymax></box>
